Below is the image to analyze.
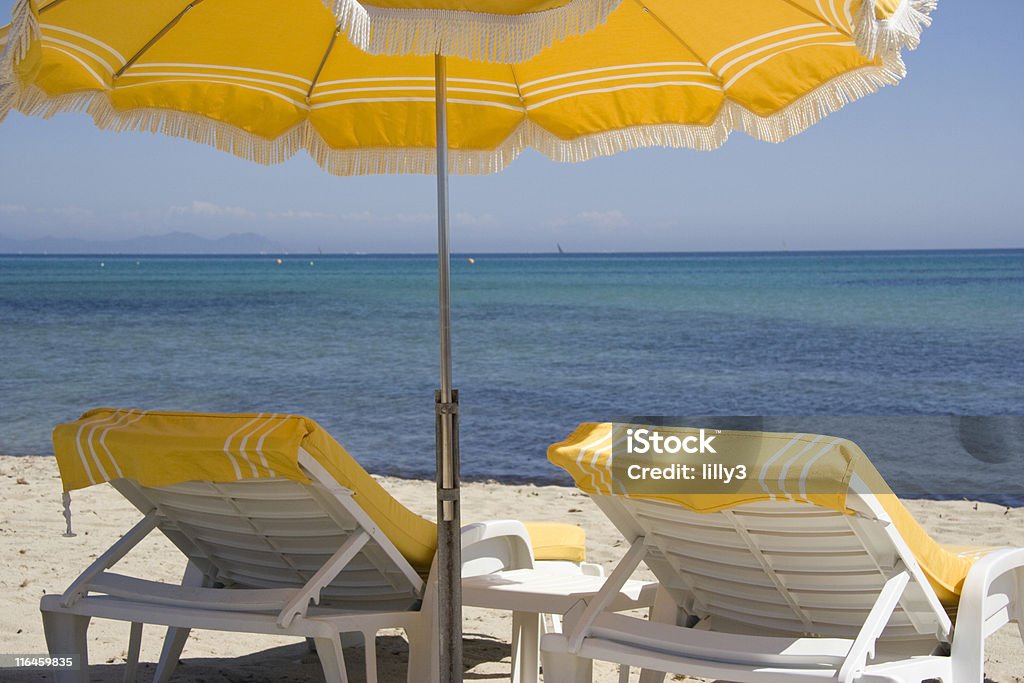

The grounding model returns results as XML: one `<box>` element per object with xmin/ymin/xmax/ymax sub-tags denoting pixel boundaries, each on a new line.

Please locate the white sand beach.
<box><xmin>1</xmin><ymin>455</ymin><xmax>1021</xmax><ymax>682</ymax></box>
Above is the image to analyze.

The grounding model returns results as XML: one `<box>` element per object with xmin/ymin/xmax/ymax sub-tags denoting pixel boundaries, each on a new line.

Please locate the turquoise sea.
<box><xmin>1</xmin><ymin>250</ymin><xmax>1022</xmax><ymax>491</ymax></box>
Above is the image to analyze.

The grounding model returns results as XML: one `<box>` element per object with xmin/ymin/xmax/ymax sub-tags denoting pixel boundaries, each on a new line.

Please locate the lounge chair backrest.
<box><xmin>588</xmin><ymin>477</ymin><xmax>950</xmax><ymax>642</ymax></box>
<box><xmin>111</xmin><ymin>449</ymin><xmax>425</xmax><ymax>611</ymax></box>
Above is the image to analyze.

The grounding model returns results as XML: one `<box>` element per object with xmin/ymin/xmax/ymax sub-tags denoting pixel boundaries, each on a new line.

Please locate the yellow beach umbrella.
<box><xmin>0</xmin><ymin>0</ymin><xmax>935</xmax><ymax>680</ymax></box>
<box><xmin>0</xmin><ymin>0</ymin><xmax>935</xmax><ymax>173</ymax></box>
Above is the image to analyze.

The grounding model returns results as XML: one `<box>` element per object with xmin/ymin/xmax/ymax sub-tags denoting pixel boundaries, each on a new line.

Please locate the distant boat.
<box><xmin>557</xmin><ymin>243</ymin><xmax>565</xmax><ymax>254</ymax></box>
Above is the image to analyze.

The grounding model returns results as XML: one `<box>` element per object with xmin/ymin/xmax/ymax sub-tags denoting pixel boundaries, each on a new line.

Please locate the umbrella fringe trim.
<box><xmin>0</xmin><ymin>60</ymin><xmax>906</xmax><ymax>175</ymax></box>
<box><xmin>0</xmin><ymin>0</ymin><xmax>935</xmax><ymax>70</ymax></box>
<box><xmin>524</xmin><ymin>59</ymin><xmax>905</xmax><ymax>163</ymax></box>
<box><xmin>3</xmin><ymin>0</ymin><xmax>37</xmax><ymax>66</ymax></box>
<box><xmin>854</xmin><ymin>0</ymin><xmax>937</xmax><ymax>59</ymax></box>
<box><xmin>727</xmin><ymin>57</ymin><xmax>905</xmax><ymax>145</ymax></box>
<box><xmin>322</xmin><ymin>0</ymin><xmax>935</xmax><ymax>64</ymax></box>
<box><xmin>324</xmin><ymin>0</ymin><xmax>371</xmax><ymax>55</ymax></box>
<box><xmin>324</xmin><ymin>0</ymin><xmax>621</xmax><ymax>64</ymax></box>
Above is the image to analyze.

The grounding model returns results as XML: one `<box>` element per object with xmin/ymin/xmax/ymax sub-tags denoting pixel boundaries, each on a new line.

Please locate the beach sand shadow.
<box><xmin>1</xmin><ymin>634</ymin><xmax>511</xmax><ymax>682</ymax></box>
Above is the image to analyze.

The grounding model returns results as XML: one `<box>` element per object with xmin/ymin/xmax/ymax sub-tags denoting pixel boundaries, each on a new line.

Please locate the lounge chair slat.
<box><xmin>776</xmin><ymin>571</ymin><xmax>887</xmax><ymax>590</ymax></box>
<box><xmin>156</xmin><ymin>497</ymin><xmax>331</xmax><ymax>519</ymax></box>
<box><xmin>153</xmin><ymin>480</ymin><xmax>313</xmax><ymax>500</ymax></box>
<box><xmin>206</xmin><ymin>548</ymin><xmax>381</xmax><ymax>575</ymax></box>
<box><xmin>183</xmin><ymin>527</ymin><xmax>355</xmax><ymax>553</ymax></box>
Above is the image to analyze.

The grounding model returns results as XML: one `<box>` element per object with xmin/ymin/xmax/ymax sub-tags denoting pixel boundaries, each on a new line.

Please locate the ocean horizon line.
<box><xmin>2</xmin><ymin>247</ymin><xmax>1022</xmax><ymax>258</ymax></box>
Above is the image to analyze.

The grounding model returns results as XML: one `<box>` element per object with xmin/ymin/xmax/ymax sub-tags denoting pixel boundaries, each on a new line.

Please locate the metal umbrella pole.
<box><xmin>433</xmin><ymin>53</ymin><xmax>463</xmax><ymax>683</ymax></box>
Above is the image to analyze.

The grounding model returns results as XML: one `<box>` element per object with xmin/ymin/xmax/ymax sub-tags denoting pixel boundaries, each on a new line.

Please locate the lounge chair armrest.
<box><xmin>951</xmin><ymin>548</ymin><xmax>1024</xmax><ymax>681</ymax></box>
<box><xmin>276</xmin><ymin>530</ymin><xmax>370</xmax><ymax>628</ymax></box>
<box><xmin>837</xmin><ymin>568</ymin><xmax>910</xmax><ymax>683</ymax></box>
<box><xmin>565</xmin><ymin>537</ymin><xmax>647</xmax><ymax>651</ymax></box>
<box><xmin>460</xmin><ymin>520</ymin><xmax>535</xmax><ymax>576</ymax></box>
<box><xmin>60</xmin><ymin>512</ymin><xmax>160</xmax><ymax>608</ymax></box>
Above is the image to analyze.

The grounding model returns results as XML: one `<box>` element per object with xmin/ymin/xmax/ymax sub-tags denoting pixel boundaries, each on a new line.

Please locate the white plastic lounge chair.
<box><xmin>41</xmin><ymin>409</ymin><xmax>655</xmax><ymax>683</ymax></box>
<box><xmin>542</xmin><ymin>423</ymin><xmax>1024</xmax><ymax>683</ymax></box>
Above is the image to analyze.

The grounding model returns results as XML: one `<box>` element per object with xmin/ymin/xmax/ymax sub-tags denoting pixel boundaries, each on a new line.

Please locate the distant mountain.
<box><xmin>0</xmin><ymin>231</ymin><xmax>286</xmax><ymax>254</ymax></box>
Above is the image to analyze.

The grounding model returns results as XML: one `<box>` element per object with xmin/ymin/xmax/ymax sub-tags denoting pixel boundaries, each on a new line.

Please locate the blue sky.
<box><xmin>1</xmin><ymin>1</ymin><xmax>1022</xmax><ymax>253</ymax></box>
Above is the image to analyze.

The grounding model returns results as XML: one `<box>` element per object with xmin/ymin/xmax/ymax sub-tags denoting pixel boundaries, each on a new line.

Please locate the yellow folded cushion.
<box><xmin>297</xmin><ymin>415</ymin><xmax>439</xmax><ymax>574</ymax></box>
<box><xmin>549</xmin><ymin>422</ymin><xmax>1003</xmax><ymax>608</ymax></box>
<box><xmin>523</xmin><ymin>521</ymin><xmax>586</xmax><ymax>563</ymax></box>
<box><xmin>876</xmin><ymin>495</ymin><xmax>1004</xmax><ymax>606</ymax></box>
<box><xmin>53</xmin><ymin>409</ymin><xmax>439</xmax><ymax>575</ymax></box>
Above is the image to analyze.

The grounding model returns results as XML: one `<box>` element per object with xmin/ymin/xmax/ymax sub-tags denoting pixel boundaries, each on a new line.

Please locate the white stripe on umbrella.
<box><xmin>707</xmin><ymin>24</ymin><xmax>822</xmax><ymax>69</ymax></box>
<box><xmin>519</xmin><ymin>62</ymin><xmax>708</xmax><ymax>89</ymax></box>
<box><xmin>41</xmin><ymin>46</ymin><xmax>106</xmax><ymax>87</ymax></box>
<box><xmin>717</xmin><ymin>32</ymin><xmax>850</xmax><ymax>76</ymax></box>
<box><xmin>525</xmin><ymin>70</ymin><xmax>716</xmax><ymax>98</ymax></box>
<box><xmin>40</xmin><ymin>23</ymin><xmax>126</xmax><ymax>63</ymax></box>
<box><xmin>724</xmin><ymin>41</ymin><xmax>856</xmax><ymax>91</ymax></box>
<box><xmin>41</xmin><ymin>36</ymin><xmax>115</xmax><ymax>74</ymax></box>
<box><xmin>114</xmin><ymin>79</ymin><xmax>309</xmax><ymax>108</ymax></box>
<box><xmin>529</xmin><ymin>81</ymin><xmax>721</xmax><ymax>111</ymax></box>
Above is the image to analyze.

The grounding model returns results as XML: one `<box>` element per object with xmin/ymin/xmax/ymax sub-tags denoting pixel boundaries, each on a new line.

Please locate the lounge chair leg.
<box><xmin>153</xmin><ymin>560</ymin><xmax>208</xmax><ymax>682</ymax></box>
<box><xmin>40</xmin><ymin>607</ymin><xmax>90</xmax><ymax>683</ymax></box>
<box><xmin>404</xmin><ymin>620</ymin><xmax>437</xmax><ymax>683</ymax></box>
<box><xmin>403</xmin><ymin>630</ymin><xmax>436</xmax><ymax>683</ymax></box>
<box><xmin>511</xmin><ymin>612</ymin><xmax>540</xmax><ymax>683</ymax></box>
<box><xmin>541</xmin><ymin>649</ymin><xmax>592</xmax><ymax>683</ymax></box>
<box><xmin>314</xmin><ymin>636</ymin><xmax>350</xmax><ymax>683</ymax></box>
<box><xmin>950</xmin><ymin>650</ymin><xmax>984</xmax><ymax>683</ymax></box>
<box><xmin>153</xmin><ymin>626</ymin><xmax>190</xmax><ymax>683</ymax></box>
<box><xmin>361</xmin><ymin>630</ymin><xmax>379</xmax><ymax>683</ymax></box>
<box><xmin>122</xmin><ymin>622</ymin><xmax>142</xmax><ymax>683</ymax></box>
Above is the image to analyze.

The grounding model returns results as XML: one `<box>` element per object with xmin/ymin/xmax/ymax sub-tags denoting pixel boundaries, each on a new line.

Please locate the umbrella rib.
<box><xmin>508</xmin><ymin>64</ymin><xmax>525</xmax><ymax>107</ymax></box>
<box><xmin>629</xmin><ymin>0</ymin><xmax>719</xmax><ymax>85</ymax></box>
<box><xmin>113</xmin><ymin>0</ymin><xmax>206</xmax><ymax>80</ymax></box>
<box><xmin>37</xmin><ymin>0</ymin><xmax>72</xmax><ymax>13</ymax></box>
<box><xmin>307</xmin><ymin>26</ymin><xmax>341</xmax><ymax>102</ymax></box>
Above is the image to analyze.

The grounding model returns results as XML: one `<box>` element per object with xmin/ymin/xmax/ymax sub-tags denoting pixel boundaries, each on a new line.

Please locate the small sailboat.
<box><xmin>557</xmin><ymin>243</ymin><xmax>565</xmax><ymax>254</ymax></box>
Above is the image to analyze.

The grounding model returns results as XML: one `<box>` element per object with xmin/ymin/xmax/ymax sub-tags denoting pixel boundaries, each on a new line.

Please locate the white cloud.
<box><xmin>169</xmin><ymin>200</ymin><xmax>256</xmax><ymax>219</ymax></box>
<box><xmin>339</xmin><ymin>210</ymin><xmax>433</xmax><ymax>225</ymax></box>
<box><xmin>575</xmin><ymin>209</ymin><xmax>629</xmax><ymax>229</ymax></box>
<box><xmin>455</xmin><ymin>211</ymin><xmax>497</xmax><ymax>227</ymax></box>
<box><xmin>544</xmin><ymin>209</ymin><xmax>630</xmax><ymax>230</ymax></box>
<box><xmin>166</xmin><ymin>201</ymin><xmax>338</xmax><ymax>223</ymax></box>
<box><xmin>272</xmin><ymin>209</ymin><xmax>334</xmax><ymax>221</ymax></box>
<box><xmin>0</xmin><ymin>204</ymin><xmax>28</xmax><ymax>214</ymax></box>
<box><xmin>392</xmin><ymin>212</ymin><xmax>434</xmax><ymax>225</ymax></box>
